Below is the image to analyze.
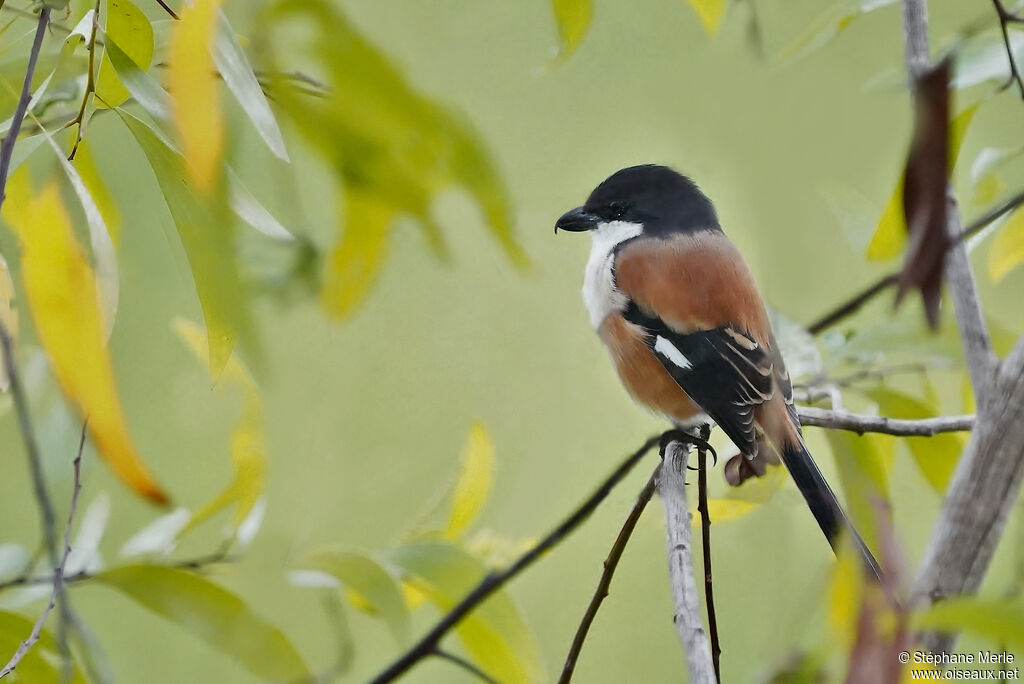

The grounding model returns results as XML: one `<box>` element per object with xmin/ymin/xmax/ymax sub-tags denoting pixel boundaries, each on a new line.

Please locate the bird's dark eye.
<box><xmin>607</xmin><ymin>201</ymin><xmax>629</xmax><ymax>219</ymax></box>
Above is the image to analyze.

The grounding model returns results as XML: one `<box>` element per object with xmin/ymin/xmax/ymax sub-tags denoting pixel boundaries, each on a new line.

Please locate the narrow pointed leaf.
<box><xmin>214</xmin><ymin>11</ymin><xmax>288</xmax><ymax>160</ymax></box>
<box><xmin>445</xmin><ymin>421</ymin><xmax>496</xmax><ymax>539</ymax></box>
<box><xmin>8</xmin><ymin>183</ymin><xmax>166</xmax><ymax>503</ymax></box>
<box><xmin>168</xmin><ymin>0</ymin><xmax>223</xmax><ymax>193</ymax></box>
<box><xmin>104</xmin><ymin>34</ymin><xmax>171</xmax><ymax>121</ymax></box>
<box><xmin>388</xmin><ymin>541</ymin><xmax>543</xmax><ymax>683</ymax></box>
<box><xmin>301</xmin><ymin>549</ymin><xmax>410</xmax><ymax>645</ymax></box>
<box><xmin>825</xmin><ymin>431</ymin><xmax>892</xmax><ymax>551</ymax></box>
<box><xmin>687</xmin><ymin>0</ymin><xmax>727</xmax><ymax>37</ymax></box>
<box><xmin>989</xmin><ymin>207</ymin><xmax>1024</xmax><ymax>281</ymax></box>
<box><xmin>914</xmin><ymin>598</ymin><xmax>1024</xmax><ymax>650</ymax></box>
<box><xmin>550</xmin><ymin>0</ymin><xmax>593</xmax><ymax>62</ymax></box>
<box><xmin>321</xmin><ymin>192</ymin><xmax>392</xmax><ymax>318</ymax></box>
<box><xmin>96</xmin><ymin>565</ymin><xmax>309</xmax><ymax>680</ymax></box>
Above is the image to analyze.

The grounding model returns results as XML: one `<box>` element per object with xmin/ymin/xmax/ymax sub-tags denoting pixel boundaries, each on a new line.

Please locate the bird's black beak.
<box><xmin>555</xmin><ymin>206</ymin><xmax>599</xmax><ymax>234</ymax></box>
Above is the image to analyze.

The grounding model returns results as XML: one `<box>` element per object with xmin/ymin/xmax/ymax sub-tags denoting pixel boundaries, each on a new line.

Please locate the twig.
<box><xmin>367</xmin><ymin>433</ymin><xmax>664</xmax><ymax>684</ymax></box>
<box><xmin>154</xmin><ymin>0</ymin><xmax>179</xmax><ymax>21</ymax></box>
<box><xmin>0</xmin><ymin>8</ymin><xmax>49</xmax><ymax>206</ymax></box>
<box><xmin>795</xmin><ymin>406</ymin><xmax>974</xmax><ymax>436</ymax></box>
<box><xmin>0</xmin><ymin>549</ymin><xmax>237</xmax><ymax>593</ymax></box>
<box><xmin>805</xmin><ymin>187</ymin><xmax>1024</xmax><ymax>336</ymax></box>
<box><xmin>0</xmin><ymin>421</ymin><xmax>85</xmax><ymax>679</ymax></box>
<box><xmin>695</xmin><ymin>425</ymin><xmax>721</xmax><ymax>683</ymax></box>
<box><xmin>992</xmin><ymin>0</ymin><xmax>1024</xmax><ymax>99</ymax></box>
<box><xmin>432</xmin><ymin>648</ymin><xmax>498</xmax><ymax>684</ymax></box>
<box><xmin>65</xmin><ymin>0</ymin><xmax>101</xmax><ymax>161</ymax></box>
<box><xmin>659</xmin><ymin>441</ymin><xmax>716</xmax><ymax>684</ymax></box>
<box><xmin>558</xmin><ymin>464</ymin><xmax>661</xmax><ymax>683</ymax></box>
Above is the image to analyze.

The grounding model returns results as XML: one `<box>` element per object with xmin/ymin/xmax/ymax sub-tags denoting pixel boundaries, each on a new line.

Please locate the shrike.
<box><xmin>556</xmin><ymin>164</ymin><xmax>880</xmax><ymax>578</ymax></box>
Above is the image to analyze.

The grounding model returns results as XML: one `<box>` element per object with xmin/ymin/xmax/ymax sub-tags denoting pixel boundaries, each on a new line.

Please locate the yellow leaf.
<box><xmin>73</xmin><ymin>140</ymin><xmax>122</xmax><ymax>246</ymax></box>
<box><xmin>0</xmin><ymin>253</ymin><xmax>17</xmax><ymax>391</ymax></box>
<box><xmin>168</xmin><ymin>0</ymin><xmax>223</xmax><ymax>193</ymax></box>
<box><xmin>687</xmin><ymin>0</ymin><xmax>727</xmax><ymax>37</ymax></box>
<box><xmin>95</xmin><ymin>0</ymin><xmax>154</xmax><ymax>109</ymax></box>
<box><xmin>173</xmin><ymin>319</ymin><xmax>266</xmax><ymax>536</ymax></box>
<box><xmin>551</xmin><ymin>0</ymin><xmax>593</xmax><ymax>62</ymax></box>
<box><xmin>445</xmin><ymin>421</ymin><xmax>496</xmax><ymax>539</ymax></box>
<box><xmin>827</xmin><ymin>545</ymin><xmax>863</xmax><ymax>648</ymax></box>
<box><xmin>867</xmin><ymin>103</ymin><xmax>980</xmax><ymax>261</ymax></box>
<box><xmin>321</xmin><ymin>192</ymin><xmax>393</xmax><ymax>318</ymax></box>
<box><xmin>989</xmin><ymin>208</ymin><xmax>1024</xmax><ymax>281</ymax></box>
<box><xmin>12</xmin><ymin>183</ymin><xmax>166</xmax><ymax>503</ymax></box>
<box><xmin>706</xmin><ymin>462</ymin><xmax>787</xmax><ymax>523</ymax></box>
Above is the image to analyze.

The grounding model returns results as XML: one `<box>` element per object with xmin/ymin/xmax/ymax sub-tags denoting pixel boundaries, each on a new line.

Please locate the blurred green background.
<box><xmin>2</xmin><ymin>0</ymin><xmax>1023</xmax><ymax>681</ymax></box>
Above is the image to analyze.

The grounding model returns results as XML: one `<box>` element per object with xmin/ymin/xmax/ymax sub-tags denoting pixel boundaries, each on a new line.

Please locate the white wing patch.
<box><xmin>582</xmin><ymin>221</ymin><xmax>643</xmax><ymax>329</ymax></box>
<box><xmin>654</xmin><ymin>335</ymin><xmax>692</xmax><ymax>370</ymax></box>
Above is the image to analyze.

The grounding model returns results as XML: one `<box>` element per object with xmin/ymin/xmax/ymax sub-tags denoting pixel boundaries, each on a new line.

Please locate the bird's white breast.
<box><xmin>582</xmin><ymin>221</ymin><xmax>643</xmax><ymax>329</ymax></box>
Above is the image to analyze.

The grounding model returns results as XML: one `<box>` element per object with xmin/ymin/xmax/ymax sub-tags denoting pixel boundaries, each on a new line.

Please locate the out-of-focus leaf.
<box><xmin>550</xmin><ymin>0</ymin><xmax>593</xmax><ymax>61</ymax></box>
<box><xmin>73</xmin><ymin>140</ymin><xmax>122</xmax><ymax>246</ymax></box>
<box><xmin>914</xmin><ymin>597</ymin><xmax>1024</xmax><ymax>650</ymax></box>
<box><xmin>214</xmin><ymin>11</ymin><xmax>288</xmax><ymax>161</ymax></box>
<box><xmin>771</xmin><ymin>0</ymin><xmax>896</xmax><ymax>65</ymax></box>
<box><xmin>269</xmin><ymin>0</ymin><xmax>526</xmax><ymax>319</ymax></box>
<box><xmin>769</xmin><ymin>308</ymin><xmax>823</xmax><ymax>381</ymax></box>
<box><xmin>0</xmin><ymin>611</ymin><xmax>86</xmax><ymax>683</ymax></box>
<box><xmin>301</xmin><ymin>548</ymin><xmax>410</xmax><ymax>645</ymax></box>
<box><xmin>65</xmin><ymin>493</ymin><xmax>110</xmax><ymax>576</ymax></box>
<box><xmin>827</xmin><ymin>545</ymin><xmax>863</xmax><ymax>648</ymax></box>
<box><xmin>168</xmin><ymin>0</ymin><xmax>223</xmax><ymax>193</ymax></box>
<box><xmin>235</xmin><ymin>498</ymin><xmax>266</xmax><ymax>549</ymax></box>
<box><xmin>0</xmin><ymin>545</ymin><xmax>28</xmax><ymax>581</ymax></box>
<box><xmin>825</xmin><ymin>431</ymin><xmax>892</xmax><ymax>551</ymax></box>
<box><xmin>0</xmin><ymin>252</ymin><xmax>16</xmax><ymax>391</ymax></box>
<box><xmin>95</xmin><ymin>0</ymin><xmax>153</xmax><ymax>108</ymax></box>
<box><xmin>96</xmin><ymin>565</ymin><xmax>309</xmax><ymax>680</ymax></box>
<box><xmin>687</xmin><ymin>0</ymin><xmax>727</xmax><ymax>37</ymax></box>
<box><xmin>119</xmin><ymin>109</ymin><xmax>252</xmax><ymax>376</ymax></box>
<box><xmin>866</xmin><ymin>101</ymin><xmax>978</xmax><ymax>262</ymax></box>
<box><xmin>820</xmin><ymin>180</ymin><xmax>878</xmax><ymax>253</ymax></box>
<box><xmin>6</xmin><ymin>133</ymin><xmax>46</xmax><ymax>176</ymax></box>
<box><xmin>862</xmin><ymin>388</ymin><xmax>963</xmax><ymax>493</ymax></box>
<box><xmin>8</xmin><ymin>182</ymin><xmax>166</xmax><ymax>503</ymax></box>
<box><xmin>708</xmin><ymin>463</ymin><xmax>787</xmax><ymax>522</ymax></box>
<box><xmin>174</xmin><ymin>319</ymin><xmax>267</xmax><ymax>538</ymax></box>
<box><xmin>228</xmin><ymin>171</ymin><xmax>294</xmax><ymax>241</ymax></box>
<box><xmin>989</xmin><ymin>207</ymin><xmax>1024</xmax><ymax>281</ymax></box>
<box><xmin>388</xmin><ymin>541</ymin><xmax>544</xmax><ymax>683</ymax></box>
<box><xmin>954</xmin><ymin>29</ymin><xmax>1024</xmax><ymax>91</ymax></box>
<box><xmin>445</xmin><ymin>421</ymin><xmax>495</xmax><ymax>539</ymax></box>
<box><xmin>104</xmin><ymin>34</ymin><xmax>171</xmax><ymax>120</ymax></box>
<box><xmin>43</xmin><ymin>133</ymin><xmax>119</xmax><ymax>339</ymax></box>
<box><xmin>120</xmin><ymin>508</ymin><xmax>191</xmax><ymax>558</ymax></box>
<box><xmin>970</xmin><ymin>146</ymin><xmax>1023</xmax><ymax>197</ymax></box>
<box><xmin>895</xmin><ymin>59</ymin><xmax>953</xmax><ymax>328</ymax></box>
<box><xmin>0</xmin><ymin>71</ymin><xmax>54</xmax><ymax>136</ymax></box>
<box><xmin>322</xmin><ymin>192</ymin><xmax>393</xmax><ymax>317</ymax></box>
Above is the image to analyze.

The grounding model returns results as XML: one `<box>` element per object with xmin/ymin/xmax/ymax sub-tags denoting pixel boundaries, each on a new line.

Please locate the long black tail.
<box><xmin>780</xmin><ymin>441</ymin><xmax>884</xmax><ymax>583</ymax></box>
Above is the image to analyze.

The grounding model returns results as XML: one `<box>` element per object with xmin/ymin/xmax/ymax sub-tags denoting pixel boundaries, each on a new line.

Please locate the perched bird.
<box><xmin>556</xmin><ymin>164</ymin><xmax>880</xmax><ymax>579</ymax></box>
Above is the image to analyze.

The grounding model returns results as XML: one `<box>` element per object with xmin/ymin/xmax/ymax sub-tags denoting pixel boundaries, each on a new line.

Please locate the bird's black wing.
<box><xmin>623</xmin><ymin>302</ymin><xmax>774</xmax><ymax>457</ymax></box>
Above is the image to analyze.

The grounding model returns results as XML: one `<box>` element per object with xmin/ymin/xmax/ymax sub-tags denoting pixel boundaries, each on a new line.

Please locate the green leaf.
<box><xmin>914</xmin><ymin>598</ymin><xmax>1024</xmax><ymax>650</ymax></box>
<box><xmin>824</xmin><ymin>431</ymin><xmax>892</xmax><ymax>551</ymax></box>
<box><xmin>954</xmin><ymin>29</ymin><xmax>1024</xmax><ymax>91</ymax></box>
<box><xmin>708</xmin><ymin>463</ymin><xmax>787</xmax><ymax>522</ymax></box>
<box><xmin>861</xmin><ymin>388</ymin><xmax>963</xmax><ymax>493</ymax></box>
<box><xmin>550</xmin><ymin>0</ymin><xmax>593</xmax><ymax>61</ymax></box>
<box><xmin>214</xmin><ymin>12</ymin><xmax>288</xmax><ymax>161</ymax></box>
<box><xmin>686</xmin><ymin>0</ymin><xmax>727</xmax><ymax>37</ymax></box>
<box><xmin>866</xmin><ymin>103</ymin><xmax>980</xmax><ymax>261</ymax></box>
<box><xmin>269</xmin><ymin>0</ymin><xmax>526</xmax><ymax>319</ymax></box>
<box><xmin>96</xmin><ymin>565</ymin><xmax>309</xmax><ymax>680</ymax></box>
<box><xmin>388</xmin><ymin>542</ymin><xmax>544</xmax><ymax>683</ymax></box>
<box><xmin>300</xmin><ymin>548</ymin><xmax>409</xmax><ymax>645</ymax></box>
<box><xmin>989</xmin><ymin>207</ymin><xmax>1024</xmax><ymax>281</ymax></box>
<box><xmin>96</xmin><ymin>0</ymin><xmax>154</xmax><ymax>108</ymax></box>
<box><xmin>118</xmin><ymin>109</ymin><xmax>253</xmax><ymax>376</ymax></box>
<box><xmin>445</xmin><ymin>421</ymin><xmax>496</xmax><ymax>539</ymax></box>
<box><xmin>104</xmin><ymin>34</ymin><xmax>171</xmax><ymax>121</ymax></box>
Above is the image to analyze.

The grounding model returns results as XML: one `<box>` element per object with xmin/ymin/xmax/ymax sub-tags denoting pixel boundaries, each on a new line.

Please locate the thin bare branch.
<box><xmin>0</xmin><ymin>422</ymin><xmax>85</xmax><ymax>679</ymax></box>
<box><xmin>659</xmin><ymin>441</ymin><xmax>716</xmax><ymax>684</ymax></box>
<box><xmin>432</xmin><ymin>649</ymin><xmax>498</xmax><ymax>684</ymax></box>
<box><xmin>796</xmin><ymin>406</ymin><xmax>974</xmax><ymax>437</ymax></box>
<box><xmin>559</xmin><ymin>464</ymin><xmax>661</xmax><ymax>683</ymax></box>
<box><xmin>695</xmin><ymin>427</ymin><xmax>721</xmax><ymax>682</ymax></box>
<box><xmin>367</xmin><ymin>434</ymin><xmax>664</xmax><ymax>684</ymax></box>
<box><xmin>992</xmin><ymin>0</ymin><xmax>1024</xmax><ymax>99</ymax></box>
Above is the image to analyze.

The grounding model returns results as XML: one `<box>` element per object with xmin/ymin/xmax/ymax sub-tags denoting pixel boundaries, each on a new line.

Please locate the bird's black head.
<box><xmin>555</xmin><ymin>164</ymin><xmax>720</xmax><ymax>236</ymax></box>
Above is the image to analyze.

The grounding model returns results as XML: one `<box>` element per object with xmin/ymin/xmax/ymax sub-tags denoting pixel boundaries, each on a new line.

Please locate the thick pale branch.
<box><xmin>796</xmin><ymin>406</ymin><xmax>974</xmax><ymax>437</ymax></box>
<box><xmin>659</xmin><ymin>442</ymin><xmax>716</xmax><ymax>684</ymax></box>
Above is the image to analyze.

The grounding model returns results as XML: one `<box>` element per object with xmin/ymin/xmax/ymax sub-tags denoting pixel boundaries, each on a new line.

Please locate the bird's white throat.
<box><xmin>582</xmin><ymin>221</ymin><xmax>643</xmax><ymax>329</ymax></box>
